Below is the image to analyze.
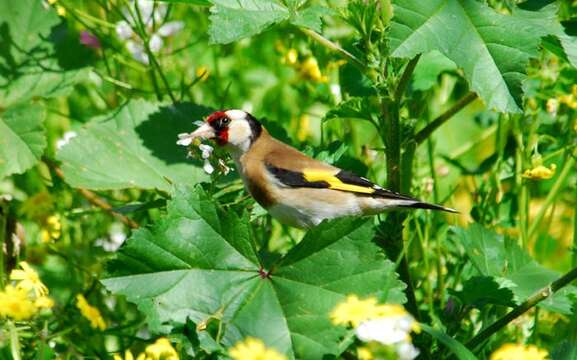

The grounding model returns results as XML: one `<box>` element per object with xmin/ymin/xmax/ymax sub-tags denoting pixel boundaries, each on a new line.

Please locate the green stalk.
<box><xmin>573</xmin><ymin>180</ymin><xmax>577</xmax><ymax>268</ymax></box>
<box><xmin>8</xmin><ymin>321</ymin><xmax>21</xmax><ymax>360</ymax></box>
<box><xmin>0</xmin><ymin>200</ymin><xmax>6</xmax><ymax>288</ymax></box>
<box><xmin>527</xmin><ymin>151</ymin><xmax>576</xmax><ymax>240</ymax></box>
<box><xmin>300</xmin><ymin>28</ymin><xmax>366</xmax><ymax>70</ymax></box>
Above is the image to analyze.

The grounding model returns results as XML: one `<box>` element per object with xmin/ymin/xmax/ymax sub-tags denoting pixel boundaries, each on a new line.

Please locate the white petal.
<box><xmin>177</xmin><ymin>133</ymin><xmax>193</xmax><ymax>146</ymax></box>
<box><xmin>193</xmin><ymin>120</ymin><xmax>205</xmax><ymax>127</ymax></box>
<box><xmin>116</xmin><ymin>20</ymin><xmax>133</xmax><ymax>40</ymax></box>
<box><xmin>158</xmin><ymin>21</ymin><xmax>184</xmax><ymax>37</ymax></box>
<box><xmin>149</xmin><ymin>33</ymin><xmax>163</xmax><ymax>53</ymax></box>
<box><xmin>396</xmin><ymin>342</ymin><xmax>420</xmax><ymax>360</ymax></box>
<box><xmin>203</xmin><ymin>160</ymin><xmax>214</xmax><ymax>174</ymax></box>
<box><xmin>355</xmin><ymin>318</ymin><xmax>410</xmax><ymax>345</ymax></box>
<box><xmin>126</xmin><ymin>40</ymin><xmax>148</xmax><ymax>64</ymax></box>
<box><xmin>153</xmin><ymin>3</ymin><xmax>167</xmax><ymax>22</ymax></box>
<box><xmin>136</xmin><ymin>0</ymin><xmax>155</xmax><ymax>25</ymax></box>
<box><xmin>199</xmin><ymin>144</ymin><xmax>214</xmax><ymax>156</ymax></box>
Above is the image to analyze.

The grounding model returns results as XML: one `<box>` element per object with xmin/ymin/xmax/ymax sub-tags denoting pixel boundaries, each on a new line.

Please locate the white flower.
<box><xmin>149</xmin><ymin>34</ymin><xmax>163</xmax><ymax>53</ymax></box>
<box><xmin>115</xmin><ymin>20</ymin><xmax>133</xmax><ymax>40</ymax></box>
<box><xmin>126</xmin><ymin>40</ymin><xmax>149</xmax><ymax>65</ymax></box>
<box><xmin>177</xmin><ymin>133</ymin><xmax>194</xmax><ymax>146</ymax></box>
<box><xmin>199</xmin><ymin>144</ymin><xmax>213</xmax><ymax>159</ymax></box>
<box><xmin>56</xmin><ymin>131</ymin><xmax>78</xmax><ymax>150</ymax></box>
<box><xmin>203</xmin><ymin>161</ymin><xmax>215</xmax><ymax>174</ymax></box>
<box><xmin>396</xmin><ymin>342</ymin><xmax>420</xmax><ymax>360</ymax></box>
<box><xmin>115</xmin><ymin>0</ymin><xmax>183</xmax><ymax>65</ymax></box>
<box><xmin>95</xmin><ymin>223</ymin><xmax>126</xmax><ymax>252</ymax></box>
<box><xmin>355</xmin><ymin>317</ymin><xmax>412</xmax><ymax>345</ymax></box>
<box><xmin>158</xmin><ymin>21</ymin><xmax>184</xmax><ymax>37</ymax></box>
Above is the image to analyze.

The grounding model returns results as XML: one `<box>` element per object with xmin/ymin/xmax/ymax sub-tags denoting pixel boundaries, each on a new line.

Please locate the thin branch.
<box><xmin>300</xmin><ymin>28</ymin><xmax>366</xmax><ymax>69</ymax></box>
<box><xmin>394</xmin><ymin>54</ymin><xmax>421</xmax><ymax>101</ymax></box>
<box><xmin>414</xmin><ymin>92</ymin><xmax>478</xmax><ymax>145</ymax></box>
<box><xmin>466</xmin><ymin>265</ymin><xmax>577</xmax><ymax>350</ymax></box>
<box><xmin>49</xmin><ymin>163</ymin><xmax>139</xmax><ymax>229</ymax></box>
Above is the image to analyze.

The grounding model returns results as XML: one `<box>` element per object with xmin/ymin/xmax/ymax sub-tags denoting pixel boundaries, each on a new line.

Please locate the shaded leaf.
<box><xmin>450</xmin><ymin>276</ymin><xmax>515</xmax><ymax>308</ymax></box>
<box><xmin>0</xmin><ymin>103</ymin><xmax>46</xmax><ymax>178</ymax></box>
<box><xmin>390</xmin><ymin>0</ymin><xmax>561</xmax><ymax>112</ymax></box>
<box><xmin>452</xmin><ymin>224</ymin><xmax>577</xmax><ymax>314</ymax></box>
<box><xmin>103</xmin><ymin>185</ymin><xmax>405</xmax><ymax>359</ymax></box>
<box><xmin>323</xmin><ymin>97</ymin><xmax>373</xmax><ymax>123</ymax></box>
<box><xmin>57</xmin><ymin>100</ymin><xmax>211</xmax><ymax>192</ymax></box>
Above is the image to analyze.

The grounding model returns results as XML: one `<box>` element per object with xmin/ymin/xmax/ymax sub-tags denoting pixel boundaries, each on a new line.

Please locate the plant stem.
<box><xmin>132</xmin><ymin>1</ymin><xmax>177</xmax><ymax>103</ymax></box>
<box><xmin>0</xmin><ymin>200</ymin><xmax>6</xmax><ymax>288</ymax></box>
<box><xmin>8</xmin><ymin>321</ymin><xmax>21</xmax><ymax>360</ymax></box>
<box><xmin>48</xmin><ymin>162</ymin><xmax>139</xmax><ymax>229</ymax></box>
<box><xmin>300</xmin><ymin>28</ymin><xmax>366</xmax><ymax>70</ymax></box>
<box><xmin>528</xmin><ymin>150</ymin><xmax>576</xmax><ymax>239</ymax></box>
<box><xmin>466</xmin><ymin>265</ymin><xmax>577</xmax><ymax>350</ymax></box>
<box><xmin>395</xmin><ymin>54</ymin><xmax>420</xmax><ymax>101</ymax></box>
<box><xmin>414</xmin><ymin>92</ymin><xmax>478</xmax><ymax>145</ymax></box>
<box><xmin>573</xmin><ymin>179</ymin><xmax>577</xmax><ymax>268</ymax></box>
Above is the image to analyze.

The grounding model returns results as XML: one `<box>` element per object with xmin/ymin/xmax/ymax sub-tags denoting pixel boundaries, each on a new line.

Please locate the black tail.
<box><xmin>405</xmin><ymin>201</ymin><xmax>458</xmax><ymax>213</ymax></box>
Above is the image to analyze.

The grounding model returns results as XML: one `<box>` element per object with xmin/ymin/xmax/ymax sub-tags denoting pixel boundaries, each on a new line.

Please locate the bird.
<box><xmin>177</xmin><ymin>109</ymin><xmax>457</xmax><ymax>228</ymax></box>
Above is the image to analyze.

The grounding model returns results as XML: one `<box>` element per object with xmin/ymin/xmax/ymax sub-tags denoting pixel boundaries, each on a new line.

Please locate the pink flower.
<box><xmin>80</xmin><ymin>31</ymin><xmax>101</xmax><ymax>49</ymax></box>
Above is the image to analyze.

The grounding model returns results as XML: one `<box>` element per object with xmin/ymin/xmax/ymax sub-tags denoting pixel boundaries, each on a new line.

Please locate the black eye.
<box><xmin>222</xmin><ymin>117</ymin><xmax>230</xmax><ymax>125</ymax></box>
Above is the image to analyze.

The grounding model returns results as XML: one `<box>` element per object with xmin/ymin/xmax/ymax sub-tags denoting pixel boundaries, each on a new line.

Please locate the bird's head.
<box><xmin>185</xmin><ymin>109</ymin><xmax>262</xmax><ymax>154</ymax></box>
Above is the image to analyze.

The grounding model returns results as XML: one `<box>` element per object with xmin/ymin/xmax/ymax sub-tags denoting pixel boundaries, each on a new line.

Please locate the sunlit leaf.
<box><xmin>0</xmin><ymin>104</ymin><xmax>46</xmax><ymax>178</ymax></box>
<box><xmin>412</xmin><ymin>51</ymin><xmax>457</xmax><ymax>91</ymax></box>
<box><xmin>103</xmin><ymin>185</ymin><xmax>405</xmax><ymax>359</ymax></box>
<box><xmin>391</xmin><ymin>0</ymin><xmax>561</xmax><ymax>112</ymax></box>
<box><xmin>57</xmin><ymin>100</ymin><xmax>211</xmax><ymax>192</ymax></box>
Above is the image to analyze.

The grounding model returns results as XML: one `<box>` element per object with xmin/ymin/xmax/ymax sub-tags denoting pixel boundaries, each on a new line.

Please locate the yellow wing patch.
<box><xmin>303</xmin><ymin>170</ymin><xmax>376</xmax><ymax>194</ymax></box>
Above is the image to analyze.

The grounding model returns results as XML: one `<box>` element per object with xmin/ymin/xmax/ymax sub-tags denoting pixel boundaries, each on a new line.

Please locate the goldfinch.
<box><xmin>178</xmin><ymin>110</ymin><xmax>456</xmax><ymax>228</ymax></box>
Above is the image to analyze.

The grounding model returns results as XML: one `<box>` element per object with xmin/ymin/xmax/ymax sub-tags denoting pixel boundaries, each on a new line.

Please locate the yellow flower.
<box><xmin>297</xmin><ymin>114</ymin><xmax>310</xmax><ymax>141</ymax></box>
<box><xmin>76</xmin><ymin>294</ymin><xmax>106</xmax><ymax>330</ymax></box>
<box><xmin>229</xmin><ymin>337</ymin><xmax>287</xmax><ymax>360</ymax></box>
<box><xmin>0</xmin><ymin>285</ymin><xmax>37</xmax><ymax>320</ymax></box>
<box><xmin>330</xmin><ymin>295</ymin><xmax>384</xmax><ymax>327</ymax></box>
<box><xmin>195</xmin><ymin>66</ymin><xmax>209</xmax><ymax>81</ymax></box>
<box><xmin>56</xmin><ymin>5</ymin><xmax>66</xmax><ymax>16</ymax></box>
<box><xmin>35</xmin><ymin>296</ymin><xmax>55</xmax><ymax>309</ymax></box>
<box><xmin>299</xmin><ymin>57</ymin><xmax>328</xmax><ymax>83</ymax></box>
<box><xmin>546</xmin><ymin>98</ymin><xmax>558</xmax><ymax>114</ymax></box>
<box><xmin>10</xmin><ymin>261</ymin><xmax>49</xmax><ymax>297</ymax></box>
<box><xmin>283</xmin><ymin>48</ymin><xmax>298</xmax><ymax>65</ymax></box>
<box><xmin>47</xmin><ymin>0</ymin><xmax>57</xmax><ymax>3</ymax></box>
<box><xmin>142</xmin><ymin>338</ymin><xmax>179</xmax><ymax>360</ymax></box>
<box><xmin>559</xmin><ymin>94</ymin><xmax>577</xmax><ymax>109</ymax></box>
<box><xmin>490</xmin><ymin>343</ymin><xmax>548</xmax><ymax>360</ymax></box>
<box><xmin>522</xmin><ymin>164</ymin><xmax>556</xmax><ymax>180</ymax></box>
<box><xmin>357</xmin><ymin>346</ymin><xmax>373</xmax><ymax>360</ymax></box>
<box><xmin>572</xmin><ymin>84</ymin><xmax>577</xmax><ymax>98</ymax></box>
<box><xmin>41</xmin><ymin>215</ymin><xmax>62</xmax><ymax>243</ymax></box>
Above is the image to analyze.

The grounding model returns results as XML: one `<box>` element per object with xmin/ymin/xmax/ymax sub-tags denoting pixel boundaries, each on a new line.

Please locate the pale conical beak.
<box><xmin>177</xmin><ymin>123</ymin><xmax>215</xmax><ymax>146</ymax></box>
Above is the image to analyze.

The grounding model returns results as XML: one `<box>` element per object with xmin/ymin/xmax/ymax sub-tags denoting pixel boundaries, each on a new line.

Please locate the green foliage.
<box><xmin>57</xmin><ymin>100</ymin><xmax>210</xmax><ymax>192</ymax></box>
<box><xmin>103</xmin><ymin>185</ymin><xmax>405</xmax><ymax>359</ymax></box>
<box><xmin>2</xmin><ymin>0</ymin><xmax>577</xmax><ymax>359</ymax></box>
<box><xmin>390</xmin><ymin>0</ymin><xmax>562</xmax><ymax>112</ymax></box>
<box><xmin>0</xmin><ymin>104</ymin><xmax>46</xmax><ymax>178</ymax></box>
<box><xmin>454</xmin><ymin>225</ymin><xmax>577</xmax><ymax>314</ymax></box>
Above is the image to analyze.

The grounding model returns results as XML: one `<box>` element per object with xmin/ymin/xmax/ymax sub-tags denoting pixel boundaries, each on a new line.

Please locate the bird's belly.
<box><xmin>268</xmin><ymin>188</ymin><xmax>363</xmax><ymax>228</ymax></box>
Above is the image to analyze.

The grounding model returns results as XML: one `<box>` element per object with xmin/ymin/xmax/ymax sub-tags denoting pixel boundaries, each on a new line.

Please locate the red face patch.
<box><xmin>217</xmin><ymin>129</ymin><xmax>228</xmax><ymax>145</ymax></box>
<box><xmin>206</xmin><ymin>111</ymin><xmax>226</xmax><ymax>124</ymax></box>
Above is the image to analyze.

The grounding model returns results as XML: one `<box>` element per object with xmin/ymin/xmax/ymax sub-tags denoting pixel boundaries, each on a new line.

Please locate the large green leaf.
<box><xmin>103</xmin><ymin>185</ymin><xmax>405</xmax><ymax>359</ymax></box>
<box><xmin>209</xmin><ymin>0</ymin><xmax>290</xmax><ymax>44</ymax></box>
<box><xmin>208</xmin><ymin>0</ymin><xmax>330</xmax><ymax>44</ymax></box>
<box><xmin>57</xmin><ymin>100</ymin><xmax>211</xmax><ymax>192</ymax></box>
<box><xmin>390</xmin><ymin>0</ymin><xmax>561</xmax><ymax>113</ymax></box>
<box><xmin>452</xmin><ymin>224</ymin><xmax>577</xmax><ymax>314</ymax></box>
<box><xmin>0</xmin><ymin>104</ymin><xmax>46</xmax><ymax>178</ymax></box>
<box><xmin>0</xmin><ymin>0</ymin><xmax>89</xmax><ymax>107</ymax></box>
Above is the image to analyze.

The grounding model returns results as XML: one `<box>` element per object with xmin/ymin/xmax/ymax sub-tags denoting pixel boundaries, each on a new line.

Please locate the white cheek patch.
<box><xmin>225</xmin><ymin>109</ymin><xmax>248</xmax><ymax>121</ymax></box>
<box><xmin>227</xmin><ymin>120</ymin><xmax>253</xmax><ymax>151</ymax></box>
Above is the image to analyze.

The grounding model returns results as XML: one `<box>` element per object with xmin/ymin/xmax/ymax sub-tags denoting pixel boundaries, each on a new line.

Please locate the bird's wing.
<box><xmin>265</xmin><ymin>159</ymin><xmax>415</xmax><ymax>200</ymax></box>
